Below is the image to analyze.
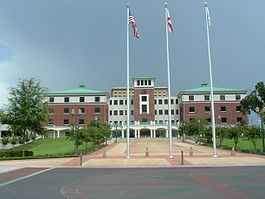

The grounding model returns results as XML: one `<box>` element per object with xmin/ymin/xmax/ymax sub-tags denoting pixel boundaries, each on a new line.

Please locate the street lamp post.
<box><xmin>71</xmin><ymin>108</ymin><xmax>80</xmax><ymax>155</ymax></box>
<box><xmin>218</xmin><ymin>115</ymin><xmax>223</xmax><ymax>149</ymax></box>
<box><xmin>255</xmin><ymin>107</ymin><xmax>265</xmax><ymax>154</ymax></box>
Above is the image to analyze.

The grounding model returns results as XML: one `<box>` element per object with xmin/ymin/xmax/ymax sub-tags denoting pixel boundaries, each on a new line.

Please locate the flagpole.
<box><xmin>204</xmin><ymin>2</ymin><xmax>217</xmax><ymax>158</ymax></box>
<box><xmin>165</xmin><ymin>3</ymin><xmax>173</xmax><ymax>159</ymax></box>
<box><xmin>126</xmin><ymin>3</ymin><xmax>130</xmax><ymax>159</ymax></box>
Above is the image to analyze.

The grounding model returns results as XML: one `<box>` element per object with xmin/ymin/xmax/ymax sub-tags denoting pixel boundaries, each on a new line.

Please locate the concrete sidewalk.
<box><xmin>1</xmin><ymin>139</ymin><xmax>265</xmax><ymax>168</ymax></box>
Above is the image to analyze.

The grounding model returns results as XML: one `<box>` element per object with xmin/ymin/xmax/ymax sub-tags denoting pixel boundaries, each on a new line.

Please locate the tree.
<box><xmin>245</xmin><ymin>126</ymin><xmax>261</xmax><ymax>153</ymax></box>
<box><xmin>241</xmin><ymin>81</ymin><xmax>265</xmax><ymax>152</ymax></box>
<box><xmin>67</xmin><ymin>118</ymin><xmax>112</xmax><ymax>153</ymax></box>
<box><xmin>6</xmin><ymin>78</ymin><xmax>48</xmax><ymax>155</ymax></box>
<box><xmin>241</xmin><ymin>81</ymin><xmax>265</xmax><ymax>119</ymax></box>
<box><xmin>225</xmin><ymin>127</ymin><xmax>241</xmax><ymax>149</ymax></box>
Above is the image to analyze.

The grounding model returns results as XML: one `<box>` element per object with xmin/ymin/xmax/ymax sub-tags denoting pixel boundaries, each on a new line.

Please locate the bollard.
<box><xmin>103</xmin><ymin>151</ymin><xmax>107</xmax><ymax>157</ymax></box>
<box><xmin>189</xmin><ymin>147</ymin><xmax>193</xmax><ymax>157</ymax></box>
<box><xmin>80</xmin><ymin>152</ymin><xmax>83</xmax><ymax>166</ymax></box>
<box><xmin>180</xmin><ymin>151</ymin><xmax>184</xmax><ymax>165</ymax></box>
<box><xmin>231</xmin><ymin>147</ymin><xmax>236</xmax><ymax>156</ymax></box>
<box><xmin>145</xmin><ymin>147</ymin><xmax>149</xmax><ymax>157</ymax></box>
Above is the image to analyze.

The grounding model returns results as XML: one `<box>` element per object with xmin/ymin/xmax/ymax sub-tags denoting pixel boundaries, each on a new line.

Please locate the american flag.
<box><xmin>129</xmin><ymin>10</ymin><xmax>140</xmax><ymax>39</ymax></box>
<box><xmin>166</xmin><ymin>7</ymin><xmax>173</xmax><ymax>33</ymax></box>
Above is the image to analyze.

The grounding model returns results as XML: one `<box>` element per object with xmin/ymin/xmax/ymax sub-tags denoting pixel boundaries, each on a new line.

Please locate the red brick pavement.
<box><xmin>0</xmin><ymin>168</ymin><xmax>49</xmax><ymax>184</ymax></box>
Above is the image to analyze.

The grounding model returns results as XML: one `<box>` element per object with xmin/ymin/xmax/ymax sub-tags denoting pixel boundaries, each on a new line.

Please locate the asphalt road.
<box><xmin>1</xmin><ymin>166</ymin><xmax>265</xmax><ymax>199</ymax></box>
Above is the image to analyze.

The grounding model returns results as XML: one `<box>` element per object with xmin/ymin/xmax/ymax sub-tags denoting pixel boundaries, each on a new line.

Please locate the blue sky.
<box><xmin>0</xmin><ymin>0</ymin><xmax>264</xmax><ymax>121</ymax></box>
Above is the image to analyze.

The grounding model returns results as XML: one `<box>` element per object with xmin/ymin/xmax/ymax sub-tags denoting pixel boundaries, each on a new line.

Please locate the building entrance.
<box><xmin>140</xmin><ymin>129</ymin><xmax>151</xmax><ymax>137</ymax></box>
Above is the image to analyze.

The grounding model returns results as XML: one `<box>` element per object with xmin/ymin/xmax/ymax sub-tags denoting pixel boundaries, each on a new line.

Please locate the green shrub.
<box><xmin>1</xmin><ymin>137</ymin><xmax>9</xmax><ymax>147</ymax></box>
<box><xmin>0</xmin><ymin>150</ymin><xmax>34</xmax><ymax>157</ymax></box>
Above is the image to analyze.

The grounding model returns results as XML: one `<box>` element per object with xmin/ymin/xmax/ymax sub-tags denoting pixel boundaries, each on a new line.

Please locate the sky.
<box><xmin>0</xmin><ymin>0</ymin><xmax>264</xmax><ymax>119</ymax></box>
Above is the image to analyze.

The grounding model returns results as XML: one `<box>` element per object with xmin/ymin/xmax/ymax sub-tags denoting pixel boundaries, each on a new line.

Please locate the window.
<box><xmin>159</xmin><ymin>110</ymin><xmax>163</xmax><ymax>115</ymax></box>
<box><xmin>165</xmin><ymin>110</ymin><xmax>168</xmax><ymax>115</ymax></box>
<box><xmin>64</xmin><ymin>108</ymin><xmax>69</xmax><ymax>114</ymax></box>
<box><xmin>49</xmin><ymin>97</ymin><xmax>54</xmax><ymax>103</ymax></box>
<box><xmin>80</xmin><ymin>97</ymin><xmax>85</xmax><ymax>102</ymax></box>
<box><xmin>204</xmin><ymin>95</ymin><xmax>210</xmax><ymax>101</ymax></box>
<box><xmin>119</xmin><ymin>110</ymin><xmax>123</xmax><ymax>115</ymax></box>
<box><xmin>114</xmin><ymin>100</ymin><xmax>118</xmax><ymax>105</ymax></box>
<box><xmin>189</xmin><ymin>95</ymin><xmax>194</xmax><ymax>101</ymax></box>
<box><xmin>141</xmin><ymin>96</ymin><xmax>147</xmax><ymax>101</ymax></box>
<box><xmin>159</xmin><ymin>120</ymin><xmax>163</xmax><ymax>123</ymax></box>
<box><xmin>94</xmin><ymin>107</ymin><xmax>100</xmax><ymax>113</ymax></box>
<box><xmin>236</xmin><ymin>105</ymin><xmax>241</xmax><ymax>112</ymax></box>
<box><xmin>236</xmin><ymin>95</ymin><xmax>241</xmax><ymax>100</ymax></box>
<box><xmin>159</xmin><ymin>99</ymin><xmax>162</xmax><ymax>104</ymax></box>
<box><xmin>137</xmin><ymin>80</ymin><xmax>140</xmax><ymax>86</ymax></box>
<box><xmin>207</xmin><ymin>118</ymin><xmax>211</xmax><ymax>122</ymax></box>
<box><xmin>95</xmin><ymin>97</ymin><xmax>100</xmax><ymax>102</ymax></box>
<box><xmin>171</xmin><ymin>99</ymin><xmax>174</xmax><ymax>104</ymax></box>
<box><xmin>131</xmin><ymin>100</ymin><xmax>134</xmax><ymax>105</ymax></box>
<box><xmin>220</xmin><ymin>95</ymin><xmax>225</xmax><ymax>101</ymax></box>
<box><xmin>164</xmin><ymin>99</ymin><xmax>168</xmax><ymax>104</ymax></box>
<box><xmin>221</xmin><ymin>117</ymin><xmax>227</xmax><ymax>123</ymax></box>
<box><xmin>155</xmin><ymin>99</ymin><xmax>157</xmax><ymax>104</ymax></box>
<box><xmin>171</xmin><ymin>110</ymin><xmax>174</xmax><ymax>114</ymax></box>
<box><xmin>142</xmin><ymin>105</ymin><xmax>147</xmax><ymax>113</ymax></box>
<box><xmin>63</xmin><ymin>119</ymin><xmax>69</xmax><ymax>125</ymax></box>
<box><xmin>141</xmin><ymin>80</ymin><xmax>144</xmax><ymax>85</ymax></box>
<box><xmin>145</xmin><ymin>80</ymin><xmax>148</xmax><ymax>85</ymax></box>
<box><xmin>189</xmin><ymin>107</ymin><xmax>195</xmax><ymax>112</ymax></box>
<box><xmin>79</xmin><ymin>119</ymin><xmax>84</xmax><ymax>124</ymax></box>
<box><xmin>176</xmin><ymin>99</ymin><xmax>178</xmax><ymax>104</ymax></box>
<box><xmin>120</xmin><ymin>100</ymin><xmax>123</xmax><ymax>105</ymax></box>
<box><xmin>148</xmin><ymin>80</ymin><xmax>151</xmax><ymax>85</ymax></box>
<box><xmin>48</xmin><ymin>119</ymin><xmax>54</xmax><ymax>125</ymax></box>
<box><xmin>109</xmin><ymin>110</ymin><xmax>112</xmax><ymax>115</ymax></box>
<box><xmin>237</xmin><ymin>117</ymin><xmax>243</xmax><ymax>122</ymax></box>
<box><xmin>155</xmin><ymin>110</ymin><xmax>157</xmax><ymax>115</ymax></box>
<box><xmin>114</xmin><ymin>110</ymin><xmax>118</xmax><ymax>115</ymax></box>
<box><xmin>64</xmin><ymin>97</ymin><xmax>69</xmax><ymax>103</ymax></box>
<box><xmin>176</xmin><ymin>109</ymin><xmax>179</xmax><ymax>115</ymax></box>
<box><xmin>221</xmin><ymin>106</ymin><xmax>226</xmax><ymax>112</ymax></box>
<box><xmin>131</xmin><ymin>110</ymin><xmax>134</xmax><ymax>115</ymax></box>
<box><xmin>109</xmin><ymin>100</ymin><xmax>112</xmax><ymax>105</ymax></box>
<box><xmin>205</xmin><ymin>106</ymin><xmax>211</xmax><ymax>112</ymax></box>
<box><xmin>79</xmin><ymin>108</ymin><xmax>85</xmax><ymax>114</ymax></box>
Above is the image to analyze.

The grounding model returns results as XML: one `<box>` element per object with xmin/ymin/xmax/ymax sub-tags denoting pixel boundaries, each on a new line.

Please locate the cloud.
<box><xmin>0</xmin><ymin>61</ymin><xmax>17</xmax><ymax>108</ymax></box>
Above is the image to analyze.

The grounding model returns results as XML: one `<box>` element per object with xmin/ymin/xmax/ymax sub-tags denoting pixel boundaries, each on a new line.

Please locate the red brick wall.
<box><xmin>133</xmin><ymin>88</ymin><xmax>155</xmax><ymax>122</ymax></box>
<box><xmin>48</xmin><ymin>104</ymin><xmax>108</xmax><ymax>126</ymax></box>
<box><xmin>179</xmin><ymin>102</ymin><xmax>248</xmax><ymax>124</ymax></box>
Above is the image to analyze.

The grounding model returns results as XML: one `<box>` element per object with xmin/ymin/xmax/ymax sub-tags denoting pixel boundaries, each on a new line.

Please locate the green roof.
<box><xmin>183</xmin><ymin>83</ymin><xmax>246</xmax><ymax>92</ymax></box>
<box><xmin>132</xmin><ymin>77</ymin><xmax>155</xmax><ymax>80</ymax></box>
<box><xmin>49</xmin><ymin>85</ymin><xmax>106</xmax><ymax>94</ymax></box>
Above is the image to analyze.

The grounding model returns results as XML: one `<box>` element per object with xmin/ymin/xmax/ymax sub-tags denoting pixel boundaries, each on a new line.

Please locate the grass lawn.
<box><xmin>216</xmin><ymin>137</ymin><xmax>263</xmax><ymax>153</ymax></box>
<box><xmin>14</xmin><ymin>138</ymin><xmax>93</xmax><ymax>156</ymax></box>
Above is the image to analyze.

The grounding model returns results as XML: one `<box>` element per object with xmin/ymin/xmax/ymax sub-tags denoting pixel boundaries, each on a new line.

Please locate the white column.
<box><xmin>122</xmin><ymin>130</ymin><xmax>125</xmax><ymax>138</ymax></box>
<box><xmin>150</xmin><ymin>130</ymin><xmax>153</xmax><ymax>138</ymax></box>
<box><xmin>154</xmin><ymin>129</ymin><xmax>156</xmax><ymax>138</ymax></box>
<box><xmin>134</xmin><ymin>129</ymin><xmax>137</xmax><ymax>138</ymax></box>
<box><xmin>57</xmin><ymin>130</ymin><xmax>60</xmax><ymax>138</ymax></box>
<box><xmin>166</xmin><ymin>129</ymin><xmax>169</xmax><ymax>138</ymax></box>
<box><xmin>137</xmin><ymin>130</ymin><xmax>140</xmax><ymax>138</ymax></box>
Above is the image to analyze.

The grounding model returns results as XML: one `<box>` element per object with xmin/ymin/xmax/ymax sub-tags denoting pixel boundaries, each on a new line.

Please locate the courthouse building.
<box><xmin>44</xmin><ymin>77</ymin><xmax>248</xmax><ymax>138</ymax></box>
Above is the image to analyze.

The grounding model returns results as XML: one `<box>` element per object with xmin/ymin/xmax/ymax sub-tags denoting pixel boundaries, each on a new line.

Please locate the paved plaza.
<box><xmin>0</xmin><ymin>138</ymin><xmax>265</xmax><ymax>169</ymax></box>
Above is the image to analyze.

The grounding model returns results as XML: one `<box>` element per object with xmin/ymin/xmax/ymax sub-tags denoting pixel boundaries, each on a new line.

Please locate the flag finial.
<box><xmin>126</xmin><ymin>4</ymin><xmax>130</xmax><ymax>8</ymax></box>
<box><xmin>165</xmin><ymin>3</ymin><xmax>168</xmax><ymax>7</ymax></box>
<box><xmin>204</xmin><ymin>2</ymin><xmax>208</xmax><ymax>7</ymax></box>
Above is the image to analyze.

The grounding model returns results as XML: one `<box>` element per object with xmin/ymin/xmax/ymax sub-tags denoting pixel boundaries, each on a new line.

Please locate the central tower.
<box><xmin>133</xmin><ymin>77</ymin><xmax>155</xmax><ymax>122</ymax></box>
